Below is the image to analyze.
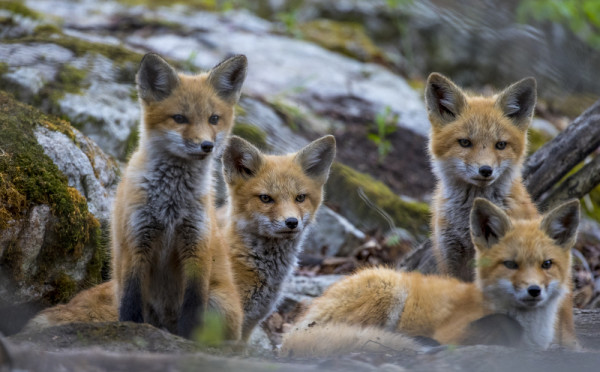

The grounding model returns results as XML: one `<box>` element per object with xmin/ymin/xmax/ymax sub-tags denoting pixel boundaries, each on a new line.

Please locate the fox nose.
<box><xmin>285</xmin><ymin>218</ymin><xmax>298</xmax><ymax>229</ymax></box>
<box><xmin>201</xmin><ymin>141</ymin><xmax>214</xmax><ymax>153</ymax></box>
<box><xmin>479</xmin><ymin>165</ymin><xmax>493</xmax><ymax>178</ymax></box>
<box><xmin>527</xmin><ymin>285</ymin><xmax>541</xmax><ymax>297</ymax></box>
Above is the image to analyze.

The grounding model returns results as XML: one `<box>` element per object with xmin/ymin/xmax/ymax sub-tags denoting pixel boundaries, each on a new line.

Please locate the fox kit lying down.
<box><xmin>282</xmin><ymin>198</ymin><xmax>579</xmax><ymax>356</ymax></box>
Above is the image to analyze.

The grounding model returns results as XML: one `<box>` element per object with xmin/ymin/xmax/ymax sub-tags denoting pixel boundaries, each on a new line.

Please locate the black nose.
<box><xmin>527</xmin><ymin>285</ymin><xmax>541</xmax><ymax>297</ymax></box>
<box><xmin>201</xmin><ymin>141</ymin><xmax>214</xmax><ymax>153</ymax></box>
<box><xmin>479</xmin><ymin>165</ymin><xmax>493</xmax><ymax>178</ymax></box>
<box><xmin>285</xmin><ymin>218</ymin><xmax>298</xmax><ymax>229</ymax></box>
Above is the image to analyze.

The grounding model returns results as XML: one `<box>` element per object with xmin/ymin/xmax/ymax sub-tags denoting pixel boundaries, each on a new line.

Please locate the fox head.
<box><xmin>470</xmin><ymin>198</ymin><xmax>579</xmax><ymax>311</ymax></box>
<box><xmin>222</xmin><ymin>135</ymin><xmax>336</xmax><ymax>240</ymax></box>
<box><xmin>136</xmin><ymin>53</ymin><xmax>247</xmax><ymax>160</ymax></box>
<box><xmin>425</xmin><ymin>73</ymin><xmax>536</xmax><ymax>188</ymax></box>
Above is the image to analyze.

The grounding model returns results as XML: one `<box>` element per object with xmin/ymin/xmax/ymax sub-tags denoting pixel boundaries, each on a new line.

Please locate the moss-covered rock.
<box><xmin>298</xmin><ymin>19</ymin><xmax>384</xmax><ymax>62</ymax></box>
<box><xmin>325</xmin><ymin>162</ymin><xmax>430</xmax><ymax>239</ymax></box>
<box><xmin>0</xmin><ymin>91</ymin><xmax>106</xmax><ymax>308</ymax></box>
<box><xmin>232</xmin><ymin>123</ymin><xmax>270</xmax><ymax>151</ymax></box>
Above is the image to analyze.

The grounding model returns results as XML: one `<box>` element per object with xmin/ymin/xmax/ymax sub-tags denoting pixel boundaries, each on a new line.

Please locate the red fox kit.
<box><xmin>24</xmin><ymin>134</ymin><xmax>336</xmax><ymax>344</ymax></box>
<box><xmin>282</xmin><ymin>198</ymin><xmax>579</xmax><ymax>356</ymax></box>
<box><xmin>426</xmin><ymin>73</ymin><xmax>539</xmax><ymax>281</ymax></box>
<box><xmin>223</xmin><ymin>135</ymin><xmax>336</xmax><ymax>341</ymax></box>
<box><xmin>112</xmin><ymin>53</ymin><xmax>247</xmax><ymax>338</ymax></box>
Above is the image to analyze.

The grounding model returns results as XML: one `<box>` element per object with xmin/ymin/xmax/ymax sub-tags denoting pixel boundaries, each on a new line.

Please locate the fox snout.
<box><xmin>200</xmin><ymin>141</ymin><xmax>214</xmax><ymax>153</ymax></box>
<box><xmin>479</xmin><ymin>165</ymin><xmax>493</xmax><ymax>178</ymax></box>
<box><xmin>285</xmin><ymin>217</ymin><xmax>299</xmax><ymax>229</ymax></box>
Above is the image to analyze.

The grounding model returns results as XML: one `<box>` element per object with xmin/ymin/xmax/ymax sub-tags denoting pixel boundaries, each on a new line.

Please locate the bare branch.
<box><xmin>539</xmin><ymin>155</ymin><xmax>600</xmax><ymax>210</ymax></box>
<box><xmin>523</xmin><ymin>99</ymin><xmax>600</xmax><ymax>200</ymax></box>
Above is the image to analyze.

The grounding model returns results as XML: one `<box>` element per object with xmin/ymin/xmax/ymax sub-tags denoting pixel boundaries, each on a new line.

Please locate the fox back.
<box><xmin>426</xmin><ymin>73</ymin><xmax>539</xmax><ymax>281</ymax></box>
<box><xmin>223</xmin><ymin>135</ymin><xmax>336</xmax><ymax>341</ymax></box>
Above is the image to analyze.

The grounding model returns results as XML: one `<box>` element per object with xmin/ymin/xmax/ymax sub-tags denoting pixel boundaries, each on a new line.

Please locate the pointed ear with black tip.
<box><xmin>222</xmin><ymin>135</ymin><xmax>264</xmax><ymax>184</ymax></box>
<box><xmin>136</xmin><ymin>53</ymin><xmax>180</xmax><ymax>102</ymax></box>
<box><xmin>495</xmin><ymin>77</ymin><xmax>537</xmax><ymax>130</ymax></box>
<box><xmin>207</xmin><ymin>54</ymin><xmax>248</xmax><ymax>104</ymax></box>
<box><xmin>425</xmin><ymin>73</ymin><xmax>467</xmax><ymax>126</ymax></box>
<box><xmin>541</xmin><ymin>200</ymin><xmax>580</xmax><ymax>251</ymax></box>
<box><xmin>470</xmin><ymin>198</ymin><xmax>512</xmax><ymax>250</ymax></box>
<box><xmin>295</xmin><ymin>135</ymin><xmax>336</xmax><ymax>184</ymax></box>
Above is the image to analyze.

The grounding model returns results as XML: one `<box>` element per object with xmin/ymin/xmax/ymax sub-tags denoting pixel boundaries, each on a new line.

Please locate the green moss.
<box><xmin>33</xmin><ymin>23</ymin><xmax>62</xmax><ymax>36</ymax></box>
<box><xmin>124</xmin><ymin>126</ymin><xmax>140</xmax><ymax>160</ymax></box>
<box><xmin>298</xmin><ymin>19</ymin><xmax>384</xmax><ymax>62</ymax></box>
<box><xmin>232</xmin><ymin>123</ymin><xmax>269</xmax><ymax>151</ymax></box>
<box><xmin>0</xmin><ymin>91</ymin><xmax>102</xmax><ymax>302</ymax></box>
<box><xmin>527</xmin><ymin>128</ymin><xmax>553</xmax><ymax>156</ymax></box>
<box><xmin>326</xmin><ymin>162</ymin><xmax>430</xmax><ymax>239</ymax></box>
<box><xmin>30</xmin><ymin>63</ymin><xmax>89</xmax><ymax>118</ymax></box>
<box><xmin>0</xmin><ymin>1</ymin><xmax>41</xmax><ymax>19</ymax></box>
<box><xmin>46</xmin><ymin>273</ymin><xmax>78</xmax><ymax>304</ymax></box>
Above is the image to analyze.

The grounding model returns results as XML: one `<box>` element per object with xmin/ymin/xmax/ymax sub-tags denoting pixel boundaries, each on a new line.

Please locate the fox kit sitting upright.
<box><xmin>282</xmin><ymin>198</ymin><xmax>580</xmax><ymax>356</ymax></box>
<box><xmin>426</xmin><ymin>73</ymin><xmax>539</xmax><ymax>282</ymax></box>
<box><xmin>112</xmin><ymin>53</ymin><xmax>247</xmax><ymax>339</ymax></box>
<box><xmin>222</xmin><ymin>135</ymin><xmax>336</xmax><ymax>341</ymax></box>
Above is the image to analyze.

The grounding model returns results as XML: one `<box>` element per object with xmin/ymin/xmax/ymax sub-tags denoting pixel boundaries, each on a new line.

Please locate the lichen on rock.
<box><xmin>0</xmin><ymin>91</ymin><xmax>107</xmax><ymax>308</ymax></box>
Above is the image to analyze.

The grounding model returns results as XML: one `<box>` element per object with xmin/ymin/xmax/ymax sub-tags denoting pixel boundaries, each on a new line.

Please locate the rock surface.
<box><xmin>0</xmin><ymin>92</ymin><xmax>108</xmax><ymax>334</ymax></box>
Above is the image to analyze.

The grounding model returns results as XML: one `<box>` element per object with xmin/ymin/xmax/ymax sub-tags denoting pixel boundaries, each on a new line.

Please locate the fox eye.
<box><xmin>295</xmin><ymin>194</ymin><xmax>306</xmax><ymax>203</ymax></box>
<box><xmin>209</xmin><ymin>115</ymin><xmax>220</xmax><ymax>125</ymax></box>
<box><xmin>496</xmin><ymin>141</ymin><xmax>507</xmax><ymax>150</ymax></box>
<box><xmin>172</xmin><ymin>114</ymin><xmax>188</xmax><ymax>124</ymax></box>
<box><xmin>458</xmin><ymin>139</ymin><xmax>472</xmax><ymax>148</ymax></box>
<box><xmin>541</xmin><ymin>260</ymin><xmax>552</xmax><ymax>269</ymax></box>
<box><xmin>259</xmin><ymin>194</ymin><xmax>273</xmax><ymax>203</ymax></box>
<box><xmin>503</xmin><ymin>260</ymin><xmax>518</xmax><ymax>270</ymax></box>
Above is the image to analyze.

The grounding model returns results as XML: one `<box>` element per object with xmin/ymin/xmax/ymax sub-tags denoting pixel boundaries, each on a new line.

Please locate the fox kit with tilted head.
<box><xmin>113</xmin><ymin>53</ymin><xmax>247</xmax><ymax>339</ymax></box>
<box><xmin>426</xmin><ymin>73</ymin><xmax>539</xmax><ymax>281</ymax></box>
<box><xmin>223</xmin><ymin>135</ymin><xmax>336</xmax><ymax>341</ymax></box>
<box><xmin>281</xmin><ymin>198</ymin><xmax>579</xmax><ymax>356</ymax></box>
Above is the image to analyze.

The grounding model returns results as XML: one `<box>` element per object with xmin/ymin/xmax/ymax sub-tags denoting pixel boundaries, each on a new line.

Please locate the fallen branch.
<box><xmin>523</xmin><ymin>99</ymin><xmax>600</xmax><ymax>201</ymax></box>
<box><xmin>539</xmin><ymin>155</ymin><xmax>600</xmax><ymax>210</ymax></box>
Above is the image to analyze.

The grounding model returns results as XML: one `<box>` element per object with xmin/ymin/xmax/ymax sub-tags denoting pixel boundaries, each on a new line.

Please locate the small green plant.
<box><xmin>277</xmin><ymin>9</ymin><xmax>302</xmax><ymax>38</ymax></box>
<box><xmin>193</xmin><ymin>311</ymin><xmax>226</xmax><ymax>346</ymax></box>
<box><xmin>368</xmin><ymin>106</ymin><xmax>398</xmax><ymax>163</ymax></box>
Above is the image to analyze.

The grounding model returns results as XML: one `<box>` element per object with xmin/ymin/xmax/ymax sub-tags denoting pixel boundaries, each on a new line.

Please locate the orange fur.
<box><xmin>282</xmin><ymin>199</ymin><xmax>579</xmax><ymax>355</ymax></box>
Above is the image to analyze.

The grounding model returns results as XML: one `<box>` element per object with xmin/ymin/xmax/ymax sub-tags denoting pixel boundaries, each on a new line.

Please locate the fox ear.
<box><xmin>222</xmin><ymin>135</ymin><xmax>264</xmax><ymax>183</ymax></box>
<box><xmin>541</xmin><ymin>200</ymin><xmax>580</xmax><ymax>251</ymax></box>
<box><xmin>295</xmin><ymin>135</ymin><xmax>336</xmax><ymax>184</ymax></box>
<box><xmin>136</xmin><ymin>53</ymin><xmax>180</xmax><ymax>102</ymax></box>
<box><xmin>425</xmin><ymin>73</ymin><xmax>467</xmax><ymax>126</ymax></box>
<box><xmin>208</xmin><ymin>54</ymin><xmax>248</xmax><ymax>104</ymax></box>
<box><xmin>470</xmin><ymin>198</ymin><xmax>512</xmax><ymax>250</ymax></box>
<box><xmin>496</xmin><ymin>77</ymin><xmax>537</xmax><ymax>130</ymax></box>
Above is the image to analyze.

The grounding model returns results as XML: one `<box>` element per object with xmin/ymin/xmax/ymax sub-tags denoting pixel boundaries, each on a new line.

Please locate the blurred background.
<box><xmin>0</xmin><ymin>0</ymin><xmax>599</xmax><ymax>345</ymax></box>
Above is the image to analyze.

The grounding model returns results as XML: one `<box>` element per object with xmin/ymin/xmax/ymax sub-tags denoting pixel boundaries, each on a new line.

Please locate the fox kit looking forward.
<box><xmin>223</xmin><ymin>135</ymin><xmax>336</xmax><ymax>341</ymax></box>
<box><xmin>113</xmin><ymin>53</ymin><xmax>247</xmax><ymax>338</ymax></box>
<box><xmin>282</xmin><ymin>198</ymin><xmax>579</xmax><ymax>356</ymax></box>
<box><xmin>426</xmin><ymin>73</ymin><xmax>539</xmax><ymax>282</ymax></box>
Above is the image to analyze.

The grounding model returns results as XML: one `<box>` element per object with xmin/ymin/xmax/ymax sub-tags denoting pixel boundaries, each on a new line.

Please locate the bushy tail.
<box><xmin>24</xmin><ymin>281</ymin><xmax>118</xmax><ymax>331</ymax></box>
<box><xmin>280</xmin><ymin>323</ymin><xmax>425</xmax><ymax>358</ymax></box>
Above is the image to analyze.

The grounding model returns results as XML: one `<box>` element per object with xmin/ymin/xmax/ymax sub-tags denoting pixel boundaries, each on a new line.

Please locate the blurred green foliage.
<box><xmin>518</xmin><ymin>0</ymin><xmax>600</xmax><ymax>49</ymax></box>
<box><xmin>368</xmin><ymin>106</ymin><xmax>398</xmax><ymax>163</ymax></box>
